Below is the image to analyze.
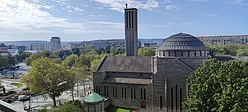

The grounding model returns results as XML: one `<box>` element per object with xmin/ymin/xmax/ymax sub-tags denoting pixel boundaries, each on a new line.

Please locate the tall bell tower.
<box><xmin>124</xmin><ymin>5</ymin><xmax>138</xmax><ymax>56</ymax></box>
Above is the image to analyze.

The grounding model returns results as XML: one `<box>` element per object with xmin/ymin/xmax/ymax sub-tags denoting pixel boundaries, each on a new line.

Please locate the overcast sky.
<box><xmin>0</xmin><ymin>0</ymin><xmax>247</xmax><ymax>42</ymax></box>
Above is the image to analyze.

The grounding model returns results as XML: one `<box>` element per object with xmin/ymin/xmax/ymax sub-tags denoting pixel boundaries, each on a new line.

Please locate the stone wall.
<box><xmin>152</xmin><ymin>57</ymin><xmax>205</xmax><ymax>112</ymax></box>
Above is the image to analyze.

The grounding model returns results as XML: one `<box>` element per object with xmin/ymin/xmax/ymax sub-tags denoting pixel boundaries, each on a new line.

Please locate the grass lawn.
<box><xmin>10</xmin><ymin>83</ymin><xmax>23</xmax><ymax>88</ymax></box>
<box><xmin>105</xmin><ymin>105</ymin><xmax>133</xmax><ymax>112</ymax></box>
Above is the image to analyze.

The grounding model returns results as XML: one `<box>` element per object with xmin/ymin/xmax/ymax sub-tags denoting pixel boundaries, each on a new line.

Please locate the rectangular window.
<box><xmin>175</xmin><ymin>84</ymin><xmax>178</xmax><ymax>110</ymax></box>
<box><xmin>144</xmin><ymin>89</ymin><xmax>146</xmax><ymax>100</ymax></box>
<box><xmin>131</xmin><ymin>88</ymin><xmax>133</xmax><ymax>99</ymax></box>
<box><xmin>160</xmin><ymin>96</ymin><xmax>162</xmax><ymax>109</ymax></box>
<box><xmin>128</xmin><ymin>12</ymin><xmax>131</xmax><ymax>28</ymax></box>
<box><xmin>141</xmin><ymin>89</ymin><xmax>143</xmax><ymax>100</ymax></box>
<box><xmin>171</xmin><ymin>87</ymin><xmax>173</xmax><ymax>110</ymax></box>
<box><xmin>200</xmin><ymin>51</ymin><xmax>202</xmax><ymax>56</ymax></box>
<box><xmin>188</xmin><ymin>51</ymin><xmax>190</xmax><ymax>57</ymax></box>
<box><xmin>168</xmin><ymin>52</ymin><xmax>171</xmax><ymax>56</ymax></box>
<box><xmin>134</xmin><ymin>89</ymin><xmax>136</xmax><ymax>99</ymax></box>
<box><xmin>98</xmin><ymin>86</ymin><xmax>100</xmax><ymax>94</ymax></box>
<box><xmin>107</xmin><ymin>86</ymin><xmax>109</xmax><ymax>96</ymax></box>
<box><xmin>125</xmin><ymin>12</ymin><xmax>128</xmax><ymax>29</ymax></box>
<box><xmin>115</xmin><ymin>87</ymin><xmax>117</xmax><ymax>97</ymax></box>
<box><xmin>122</xmin><ymin>88</ymin><xmax>123</xmax><ymax>98</ymax></box>
<box><xmin>181</xmin><ymin>51</ymin><xmax>183</xmax><ymax>56</ymax></box>
<box><xmin>131</xmin><ymin>11</ymin><xmax>133</xmax><ymax>28</ymax></box>
<box><xmin>112</xmin><ymin>87</ymin><xmax>115</xmax><ymax>97</ymax></box>
<box><xmin>103</xmin><ymin>86</ymin><xmax>105</xmax><ymax>96</ymax></box>
<box><xmin>180</xmin><ymin>88</ymin><xmax>182</xmax><ymax>111</ymax></box>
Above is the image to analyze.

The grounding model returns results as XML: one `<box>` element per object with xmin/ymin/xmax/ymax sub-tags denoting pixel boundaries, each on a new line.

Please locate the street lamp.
<box><xmin>77</xmin><ymin>83</ymin><xmax>79</xmax><ymax>98</ymax></box>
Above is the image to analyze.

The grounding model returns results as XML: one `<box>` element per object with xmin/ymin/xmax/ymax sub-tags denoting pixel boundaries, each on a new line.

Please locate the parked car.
<box><xmin>18</xmin><ymin>95</ymin><xmax>29</xmax><ymax>101</ymax></box>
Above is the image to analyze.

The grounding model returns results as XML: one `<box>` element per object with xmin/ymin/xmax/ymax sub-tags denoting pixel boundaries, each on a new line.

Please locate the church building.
<box><xmin>93</xmin><ymin>7</ymin><xmax>209</xmax><ymax>112</ymax></box>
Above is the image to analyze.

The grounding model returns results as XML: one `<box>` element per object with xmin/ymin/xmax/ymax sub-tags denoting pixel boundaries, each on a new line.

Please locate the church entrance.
<box><xmin>141</xmin><ymin>100</ymin><xmax>146</xmax><ymax>108</ymax></box>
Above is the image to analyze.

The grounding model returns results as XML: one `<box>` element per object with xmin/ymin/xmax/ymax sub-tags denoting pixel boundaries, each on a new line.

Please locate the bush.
<box><xmin>66</xmin><ymin>100</ymin><xmax>82</xmax><ymax>108</ymax></box>
<box><xmin>22</xmin><ymin>87</ymin><xmax>29</xmax><ymax>91</ymax></box>
<box><xmin>6</xmin><ymin>91</ymin><xmax>17</xmax><ymax>95</ymax></box>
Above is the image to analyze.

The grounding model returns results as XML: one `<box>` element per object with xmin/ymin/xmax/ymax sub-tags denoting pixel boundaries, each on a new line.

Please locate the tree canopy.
<box><xmin>138</xmin><ymin>47</ymin><xmax>155</xmax><ymax>56</ymax></box>
<box><xmin>22</xmin><ymin>57</ymin><xmax>72</xmax><ymax>106</ymax></box>
<box><xmin>183</xmin><ymin>59</ymin><xmax>248</xmax><ymax>112</ymax></box>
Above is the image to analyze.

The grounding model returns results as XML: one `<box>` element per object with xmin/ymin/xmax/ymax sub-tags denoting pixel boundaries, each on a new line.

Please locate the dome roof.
<box><xmin>83</xmin><ymin>92</ymin><xmax>103</xmax><ymax>104</ymax></box>
<box><xmin>156</xmin><ymin>33</ymin><xmax>208</xmax><ymax>51</ymax></box>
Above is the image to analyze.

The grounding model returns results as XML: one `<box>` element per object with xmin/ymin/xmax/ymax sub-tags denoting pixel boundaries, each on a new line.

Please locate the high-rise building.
<box><xmin>30</xmin><ymin>42</ymin><xmax>51</xmax><ymax>52</ymax></box>
<box><xmin>50</xmin><ymin>37</ymin><xmax>61</xmax><ymax>52</ymax></box>
<box><xmin>124</xmin><ymin>8</ymin><xmax>138</xmax><ymax>56</ymax></box>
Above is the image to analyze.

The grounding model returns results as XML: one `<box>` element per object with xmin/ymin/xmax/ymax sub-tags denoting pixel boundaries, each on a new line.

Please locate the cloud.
<box><xmin>223</xmin><ymin>0</ymin><xmax>244</xmax><ymax>4</ymax></box>
<box><xmin>165</xmin><ymin>5</ymin><xmax>181</xmax><ymax>10</ymax></box>
<box><xmin>63</xmin><ymin>22</ymin><xmax>123</xmax><ymax>34</ymax></box>
<box><xmin>0</xmin><ymin>0</ymin><xmax>85</xmax><ymax>34</ymax></box>
<box><xmin>182</xmin><ymin>22</ymin><xmax>193</xmax><ymax>25</ymax></box>
<box><xmin>164</xmin><ymin>0</ymin><xmax>172</xmax><ymax>3</ymax></box>
<box><xmin>93</xmin><ymin>0</ymin><xmax>159</xmax><ymax>12</ymax></box>
<box><xmin>203</xmin><ymin>13</ymin><xmax>219</xmax><ymax>16</ymax></box>
<box><xmin>67</xmin><ymin>5</ymin><xmax>84</xmax><ymax>12</ymax></box>
<box><xmin>150</xmin><ymin>22</ymin><xmax>175</xmax><ymax>28</ymax></box>
<box><xmin>189</xmin><ymin>0</ymin><xmax>208</xmax><ymax>2</ymax></box>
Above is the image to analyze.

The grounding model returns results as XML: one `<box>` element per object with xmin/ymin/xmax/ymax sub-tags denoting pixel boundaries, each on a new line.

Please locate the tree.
<box><xmin>0</xmin><ymin>55</ymin><xmax>8</xmax><ymax>69</ymax></box>
<box><xmin>183</xmin><ymin>59</ymin><xmax>248</xmax><ymax>112</ymax></box>
<box><xmin>138</xmin><ymin>47</ymin><xmax>155</xmax><ymax>56</ymax></box>
<box><xmin>16</xmin><ymin>50</ymin><xmax>32</xmax><ymax>62</ymax></box>
<box><xmin>24</xmin><ymin>50</ymin><xmax>51</xmax><ymax>66</ymax></box>
<box><xmin>72</xmin><ymin>48</ymin><xmax>80</xmax><ymax>56</ymax></box>
<box><xmin>22</xmin><ymin>57</ymin><xmax>71</xmax><ymax>106</ymax></box>
<box><xmin>75</xmin><ymin>66</ymin><xmax>90</xmax><ymax>95</ymax></box>
<box><xmin>61</xmin><ymin>54</ymin><xmax>78</xmax><ymax>68</ymax></box>
<box><xmin>8</xmin><ymin>53</ymin><xmax>16</xmax><ymax>66</ymax></box>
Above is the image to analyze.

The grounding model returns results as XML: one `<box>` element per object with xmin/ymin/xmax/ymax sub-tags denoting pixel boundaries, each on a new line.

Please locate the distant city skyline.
<box><xmin>0</xmin><ymin>0</ymin><xmax>247</xmax><ymax>41</ymax></box>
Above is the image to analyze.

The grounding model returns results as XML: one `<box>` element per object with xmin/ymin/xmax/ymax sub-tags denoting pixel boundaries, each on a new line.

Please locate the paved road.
<box><xmin>10</xmin><ymin>82</ymin><xmax>93</xmax><ymax>111</ymax></box>
<box><xmin>2</xmin><ymin>62</ymin><xmax>94</xmax><ymax>111</ymax></box>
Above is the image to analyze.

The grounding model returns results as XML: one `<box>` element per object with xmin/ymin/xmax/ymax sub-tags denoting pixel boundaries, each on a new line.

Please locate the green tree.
<box><xmin>22</xmin><ymin>57</ymin><xmax>71</xmax><ymax>106</ymax></box>
<box><xmin>8</xmin><ymin>53</ymin><xmax>16</xmax><ymax>66</ymax></box>
<box><xmin>16</xmin><ymin>50</ymin><xmax>32</xmax><ymax>62</ymax></box>
<box><xmin>0</xmin><ymin>55</ymin><xmax>8</xmax><ymax>69</ymax></box>
<box><xmin>52</xmin><ymin>58</ymin><xmax>62</xmax><ymax>64</ymax></box>
<box><xmin>24</xmin><ymin>50</ymin><xmax>51</xmax><ymax>66</ymax></box>
<box><xmin>183</xmin><ymin>59</ymin><xmax>248</xmax><ymax>112</ymax></box>
<box><xmin>75</xmin><ymin>66</ymin><xmax>90</xmax><ymax>95</ymax></box>
<box><xmin>61</xmin><ymin>54</ymin><xmax>78</xmax><ymax>68</ymax></box>
<box><xmin>138</xmin><ymin>47</ymin><xmax>155</xmax><ymax>56</ymax></box>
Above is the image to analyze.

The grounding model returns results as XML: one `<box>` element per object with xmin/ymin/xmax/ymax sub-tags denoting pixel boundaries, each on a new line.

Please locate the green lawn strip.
<box><xmin>106</xmin><ymin>105</ymin><xmax>133</xmax><ymax>112</ymax></box>
<box><xmin>10</xmin><ymin>83</ymin><xmax>23</xmax><ymax>88</ymax></box>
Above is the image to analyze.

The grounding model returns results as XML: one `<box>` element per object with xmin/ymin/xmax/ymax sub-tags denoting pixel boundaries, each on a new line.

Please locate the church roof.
<box><xmin>96</xmin><ymin>56</ymin><xmax>152</xmax><ymax>73</ymax></box>
<box><xmin>156</xmin><ymin>33</ymin><xmax>208</xmax><ymax>51</ymax></box>
<box><xmin>83</xmin><ymin>92</ymin><xmax>103</xmax><ymax>103</ymax></box>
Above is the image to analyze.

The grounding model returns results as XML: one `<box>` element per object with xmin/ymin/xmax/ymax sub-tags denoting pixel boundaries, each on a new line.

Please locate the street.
<box><xmin>1</xmin><ymin>62</ymin><xmax>93</xmax><ymax>111</ymax></box>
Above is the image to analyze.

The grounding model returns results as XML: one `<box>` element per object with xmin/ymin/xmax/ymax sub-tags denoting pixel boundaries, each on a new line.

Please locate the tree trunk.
<box><xmin>83</xmin><ymin>82</ymin><xmax>86</xmax><ymax>95</ymax></box>
<box><xmin>52</xmin><ymin>97</ymin><xmax>56</xmax><ymax>107</ymax></box>
<box><xmin>71</xmin><ymin>89</ymin><xmax>74</xmax><ymax>101</ymax></box>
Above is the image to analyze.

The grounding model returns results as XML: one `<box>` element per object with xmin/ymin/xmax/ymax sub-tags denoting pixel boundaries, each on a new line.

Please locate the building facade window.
<box><xmin>144</xmin><ymin>89</ymin><xmax>146</xmax><ymax>100</ymax></box>
<box><xmin>160</xmin><ymin>96</ymin><xmax>162</xmax><ymax>109</ymax></box>
<box><xmin>122</xmin><ymin>88</ymin><xmax>124</xmax><ymax>98</ymax></box>
<box><xmin>175</xmin><ymin>84</ymin><xmax>178</xmax><ymax>110</ymax></box>
<box><xmin>131</xmin><ymin>88</ymin><xmax>133</xmax><ymax>99</ymax></box>
<box><xmin>171</xmin><ymin>87</ymin><xmax>173</xmax><ymax>110</ymax></box>
<box><xmin>112</xmin><ymin>87</ymin><xmax>115</xmax><ymax>97</ymax></box>
<box><xmin>125</xmin><ymin>88</ymin><xmax>127</xmax><ymax>98</ymax></box>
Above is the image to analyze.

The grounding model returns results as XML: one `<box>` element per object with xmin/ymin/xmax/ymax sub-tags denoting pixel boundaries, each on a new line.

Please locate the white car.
<box><xmin>18</xmin><ymin>95</ymin><xmax>30</xmax><ymax>101</ymax></box>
